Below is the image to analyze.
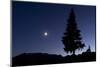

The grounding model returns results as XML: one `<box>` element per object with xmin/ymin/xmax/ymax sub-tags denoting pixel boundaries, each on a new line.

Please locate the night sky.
<box><xmin>12</xmin><ymin>1</ymin><xmax>96</xmax><ymax>57</ymax></box>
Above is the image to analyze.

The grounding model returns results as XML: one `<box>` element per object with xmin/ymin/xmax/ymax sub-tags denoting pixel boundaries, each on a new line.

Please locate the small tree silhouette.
<box><xmin>86</xmin><ymin>46</ymin><xmax>91</xmax><ymax>53</ymax></box>
<box><xmin>62</xmin><ymin>8</ymin><xmax>85</xmax><ymax>55</ymax></box>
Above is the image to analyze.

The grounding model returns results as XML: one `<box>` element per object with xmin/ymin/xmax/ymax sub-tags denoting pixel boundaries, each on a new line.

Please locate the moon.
<box><xmin>44</xmin><ymin>32</ymin><xmax>48</xmax><ymax>36</ymax></box>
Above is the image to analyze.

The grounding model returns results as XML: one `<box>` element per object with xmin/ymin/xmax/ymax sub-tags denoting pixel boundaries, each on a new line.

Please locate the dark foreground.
<box><xmin>12</xmin><ymin>52</ymin><xmax>96</xmax><ymax>66</ymax></box>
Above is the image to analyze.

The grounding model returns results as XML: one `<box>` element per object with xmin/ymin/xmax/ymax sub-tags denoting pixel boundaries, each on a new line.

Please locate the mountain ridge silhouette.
<box><xmin>12</xmin><ymin>52</ymin><xmax>96</xmax><ymax>66</ymax></box>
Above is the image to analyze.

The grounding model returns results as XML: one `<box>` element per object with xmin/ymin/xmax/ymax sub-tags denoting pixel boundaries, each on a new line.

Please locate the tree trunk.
<box><xmin>73</xmin><ymin>51</ymin><xmax>75</xmax><ymax>55</ymax></box>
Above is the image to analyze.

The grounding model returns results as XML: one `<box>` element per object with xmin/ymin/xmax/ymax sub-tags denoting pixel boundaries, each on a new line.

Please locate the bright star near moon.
<box><xmin>44</xmin><ymin>32</ymin><xmax>48</xmax><ymax>36</ymax></box>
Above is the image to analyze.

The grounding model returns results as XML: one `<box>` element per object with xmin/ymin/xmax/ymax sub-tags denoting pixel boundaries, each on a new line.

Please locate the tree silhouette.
<box><xmin>86</xmin><ymin>46</ymin><xmax>91</xmax><ymax>53</ymax></box>
<box><xmin>62</xmin><ymin>8</ymin><xmax>85</xmax><ymax>55</ymax></box>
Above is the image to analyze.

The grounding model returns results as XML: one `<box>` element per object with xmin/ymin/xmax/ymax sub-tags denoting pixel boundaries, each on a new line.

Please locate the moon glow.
<box><xmin>44</xmin><ymin>32</ymin><xmax>48</xmax><ymax>36</ymax></box>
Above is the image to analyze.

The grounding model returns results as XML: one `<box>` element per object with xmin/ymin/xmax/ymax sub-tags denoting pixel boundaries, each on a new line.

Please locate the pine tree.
<box><xmin>62</xmin><ymin>8</ymin><xmax>85</xmax><ymax>55</ymax></box>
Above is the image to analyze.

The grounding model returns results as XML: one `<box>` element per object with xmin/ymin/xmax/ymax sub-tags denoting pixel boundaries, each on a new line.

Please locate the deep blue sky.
<box><xmin>12</xmin><ymin>1</ymin><xmax>96</xmax><ymax>57</ymax></box>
